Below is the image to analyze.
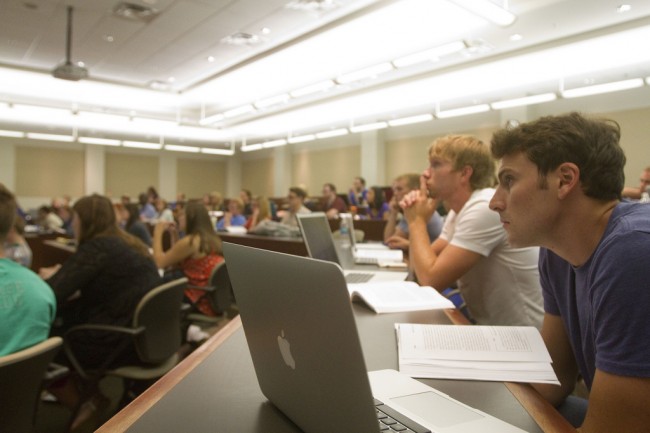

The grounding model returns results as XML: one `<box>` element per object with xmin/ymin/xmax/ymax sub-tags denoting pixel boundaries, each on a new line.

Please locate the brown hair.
<box><xmin>184</xmin><ymin>200</ymin><xmax>222</xmax><ymax>255</ymax></box>
<box><xmin>0</xmin><ymin>183</ymin><xmax>17</xmax><ymax>242</ymax></box>
<box><xmin>73</xmin><ymin>194</ymin><xmax>150</xmax><ymax>257</ymax></box>
<box><xmin>491</xmin><ymin>112</ymin><xmax>625</xmax><ymax>200</ymax></box>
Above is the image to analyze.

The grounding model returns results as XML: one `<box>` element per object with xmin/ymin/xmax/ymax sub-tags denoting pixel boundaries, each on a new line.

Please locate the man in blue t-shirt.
<box><xmin>489</xmin><ymin>112</ymin><xmax>650</xmax><ymax>432</ymax></box>
<box><xmin>0</xmin><ymin>183</ymin><xmax>56</xmax><ymax>356</ymax></box>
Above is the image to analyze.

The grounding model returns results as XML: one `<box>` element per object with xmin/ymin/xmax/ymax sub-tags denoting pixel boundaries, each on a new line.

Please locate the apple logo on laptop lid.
<box><xmin>277</xmin><ymin>330</ymin><xmax>296</xmax><ymax>370</ymax></box>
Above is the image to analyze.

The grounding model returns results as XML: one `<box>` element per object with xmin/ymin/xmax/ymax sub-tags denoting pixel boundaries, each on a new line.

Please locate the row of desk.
<box><xmin>97</xmin><ymin>306</ymin><xmax>572</xmax><ymax>432</ymax></box>
<box><xmin>31</xmin><ymin>227</ymin><xmax>573</xmax><ymax>433</ymax></box>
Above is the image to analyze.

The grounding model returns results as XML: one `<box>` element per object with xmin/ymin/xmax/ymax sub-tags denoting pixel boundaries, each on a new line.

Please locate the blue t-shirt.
<box><xmin>540</xmin><ymin>201</ymin><xmax>650</xmax><ymax>390</ymax></box>
<box><xmin>398</xmin><ymin>211</ymin><xmax>443</xmax><ymax>242</ymax></box>
<box><xmin>217</xmin><ymin>214</ymin><xmax>247</xmax><ymax>230</ymax></box>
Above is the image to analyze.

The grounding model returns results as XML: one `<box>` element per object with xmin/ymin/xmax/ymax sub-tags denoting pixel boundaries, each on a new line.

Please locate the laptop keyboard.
<box><xmin>345</xmin><ymin>272</ymin><xmax>374</xmax><ymax>284</ymax></box>
<box><xmin>375</xmin><ymin>399</ymin><xmax>430</xmax><ymax>433</ymax></box>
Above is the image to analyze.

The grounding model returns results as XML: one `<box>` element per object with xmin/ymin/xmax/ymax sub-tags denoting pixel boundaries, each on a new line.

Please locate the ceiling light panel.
<box><xmin>226</xmin><ymin>25</ymin><xmax>650</xmax><ymax>137</ymax></box>
<box><xmin>185</xmin><ymin>0</ymin><xmax>484</xmax><ymax>106</ymax></box>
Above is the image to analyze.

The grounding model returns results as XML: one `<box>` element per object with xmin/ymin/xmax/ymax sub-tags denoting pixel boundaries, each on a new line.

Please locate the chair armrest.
<box><xmin>44</xmin><ymin>362</ymin><xmax>70</xmax><ymax>382</ymax></box>
<box><xmin>63</xmin><ymin>324</ymin><xmax>146</xmax><ymax>379</ymax></box>
<box><xmin>186</xmin><ymin>284</ymin><xmax>216</xmax><ymax>292</ymax></box>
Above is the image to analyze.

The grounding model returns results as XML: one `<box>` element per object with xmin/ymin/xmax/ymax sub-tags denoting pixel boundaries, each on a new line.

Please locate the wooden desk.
<box><xmin>25</xmin><ymin>232</ymin><xmax>73</xmax><ymax>272</ymax></box>
<box><xmin>98</xmin><ymin>305</ymin><xmax>572</xmax><ymax>433</ymax></box>
<box><xmin>218</xmin><ymin>233</ymin><xmax>308</xmax><ymax>257</ymax></box>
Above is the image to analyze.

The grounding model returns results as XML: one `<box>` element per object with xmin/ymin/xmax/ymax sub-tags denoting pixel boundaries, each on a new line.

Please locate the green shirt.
<box><xmin>0</xmin><ymin>258</ymin><xmax>56</xmax><ymax>356</ymax></box>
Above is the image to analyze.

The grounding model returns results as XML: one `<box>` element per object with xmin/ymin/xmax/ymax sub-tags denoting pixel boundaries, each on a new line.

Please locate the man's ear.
<box><xmin>557</xmin><ymin>162</ymin><xmax>580</xmax><ymax>199</ymax></box>
<box><xmin>460</xmin><ymin>165</ymin><xmax>474</xmax><ymax>183</ymax></box>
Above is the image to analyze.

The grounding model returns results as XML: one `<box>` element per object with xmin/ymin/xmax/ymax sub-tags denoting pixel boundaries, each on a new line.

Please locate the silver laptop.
<box><xmin>340</xmin><ymin>213</ymin><xmax>405</xmax><ymax>265</ymax></box>
<box><xmin>296</xmin><ymin>212</ymin><xmax>407</xmax><ymax>284</ymax></box>
<box><xmin>222</xmin><ymin>242</ymin><xmax>527</xmax><ymax>433</ymax></box>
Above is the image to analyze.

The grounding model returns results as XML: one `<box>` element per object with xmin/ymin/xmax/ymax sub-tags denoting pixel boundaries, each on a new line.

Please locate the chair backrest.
<box><xmin>0</xmin><ymin>337</ymin><xmax>62</xmax><ymax>433</ymax></box>
<box><xmin>209</xmin><ymin>261</ymin><xmax>235</xmax><ymax>315</ymax></box>
<box><xmin>133</xmin><ymin>278</ymin><xmax>187</xmax><ymax>364</ymax></box>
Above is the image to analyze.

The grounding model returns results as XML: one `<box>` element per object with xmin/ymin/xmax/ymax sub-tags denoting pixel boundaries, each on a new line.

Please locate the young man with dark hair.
<box><xmin>489</xmin><ymin>112</ymin><xmax>650</xmax><ymax>431</ymax></box>
<box><xmin>0</xmin><ymin>183</ymin><xmax>56</xmax><ymax>356</ymax></box>
<box><xmin>321</xmin><ymin>183</ymin><xmax>347</xmax><ymax>219</ymax></box>
<box><xmin>280</xmin><ymin>187</ymin><xmax>311</xmax><ymax>227</ymax></box>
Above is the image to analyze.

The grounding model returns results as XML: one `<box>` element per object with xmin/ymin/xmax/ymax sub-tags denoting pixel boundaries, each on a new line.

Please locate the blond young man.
<box><xmin>400</xmin><ymin>135</ymin><xmax>543</xmax><ymax>327</ymax></box>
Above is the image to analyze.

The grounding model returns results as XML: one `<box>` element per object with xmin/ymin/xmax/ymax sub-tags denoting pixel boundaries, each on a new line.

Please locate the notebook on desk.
<box><xmin>296</xmin><ymin>212</ymin><xmax>406</xmax><ymax>284</ymax></box>
<box><xmin>222</xmin><ymin>242</ymin><xmax>527</xmax><ymax>433</ymax></box>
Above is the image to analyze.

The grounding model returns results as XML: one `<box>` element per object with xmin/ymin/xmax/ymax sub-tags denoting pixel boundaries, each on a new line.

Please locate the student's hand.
<box><xmin>154</xmin><ymin>221</ymin><xmax>174</xmax><ymax>236</ymax></box>
<box><xmin>385</xmin><ymin>235</ymin><xmax>410</xmax><ymax>250</ymax></box>
<box><xmin>400</xmin><ymin>174</ymin><xmax>438</xmax><ymax>224</ymax></box>
<box><xmin>39</xmin><ymin>264</ymin><xmax>61</xmax><ymax>280</ymax></box>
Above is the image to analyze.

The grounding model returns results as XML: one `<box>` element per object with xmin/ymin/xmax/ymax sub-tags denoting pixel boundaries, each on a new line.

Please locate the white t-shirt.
<box><xmin>439</xmin><ymin>188</ymin><xmax>543</xmax><ymax>327</ymax></box>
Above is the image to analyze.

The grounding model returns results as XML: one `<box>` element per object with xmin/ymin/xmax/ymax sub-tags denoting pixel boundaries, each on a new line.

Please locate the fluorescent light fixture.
<box><xmin>388</xmin><ymin>113</ymin><xmax>433</xmax><ymax>126</ymax></box>
<box><xmin>25</xmin><ymin>132</ymin><xmax>74</xmax><ymax>142</ymax></box>
<box><xmin>199</xmin><ymin>113</ymin><xmax>225</xmax><ymax>125</ymax></box>
<box><xmin>436</xmin><ymin>104</ymin><xmax>490</xmax><ymax>119</ymax></box>
<box><xmin>449</xmin><ymin>0</ymin><xmax>516</xmax><ymax>26</ymax></box>
<box><xmin>561</xmin><ymin>78</ymin><xmax>645</xmax><ymax>98</ymax></box>
<box><xmin>164</xmin><ymin>144</ymin><xmax>200</xmax><ymax>153</ymax></box>
<box><xmin>254</xmin><ymin>94</ymin><xmax>290</xmax><ymax>109</ymax></box>
<box><xmin>287</xmin><ymin>134</ymin><xmax>316</xmax><ymax>144</ymax></box>
<box><xmin>393</xmin><ymin>41</ymin><xmax>467</xmax><ymax>68</ymax></box>
<box><xmin>289</xmin><ymin>80</ymin><xmax>336</xmax><ymax>98</ymax></box>
<box><xmin>78</xmin><ymin>137</ymin><xmax>121</xmax><ymax>146</ymax></box>
<box><xmin>122</xmin><ymin>141</ymin><xmax>162</xmax><ymax>150</ymax></box>
<box><xmin>261</xmin><ymin>138</ymin><xmax>287</xmax><ymax>149</ymax></box>
<box><xmin>490</xmin><ymin>93</ymin><xmax>557</xmax><ymax>110</ymax></box>
<box><xmin>0</xmin><ymin>129</ymin><xmax>25</xmax><ymax>138</ymax></box>
<box><xmin>350</xmin><ymin>121</ymin><xmax>388</xmax><ymax>133</ymax></box>
<box><xmin>223</xmin><ymin>104</ymin><xmax>255</xmax><ymax>119</ymax></box>
<box><xmin>200</xmin><ymin>147</ymin><xmax>235</xmax><ymax>155</ymax></box>
<box><xmin>241</xmin><ymin>143</ymin><xmax>263</xmax><ymax>152</ymax></box>
<box><xmin>336</xmin><ymin>63</ymin><xmax>394</xmax><ymax>84</ymax></box>
<box><xmin>315</xmin><ymin>128</ymin><xmax>349</xmax><ymax>139</ymax></box>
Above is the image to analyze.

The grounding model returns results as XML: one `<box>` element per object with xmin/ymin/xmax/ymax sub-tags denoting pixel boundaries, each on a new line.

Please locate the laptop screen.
<box><xmin>297</xmin><ymin>213</ymin><xmax>341</xmax><ymax>265</ymax></box>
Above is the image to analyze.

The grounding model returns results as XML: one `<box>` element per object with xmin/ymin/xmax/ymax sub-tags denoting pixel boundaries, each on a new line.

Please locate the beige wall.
<box><xmin>177</xmin><ymin>158</ymin><xmax>226</xmax><ymax>200</ymax></box>
<box><xmin>15</xmin><ymin>146</ymin><xmax>84</xmax><ymax>198</ymax></box>
<box><xmin>603</xmin><ymin>107</ymin><xmax>650</xmax><ymax>188</ymax></box>
<box><xmin>292</xmin><ymin>145</ymin><xmax>361</xmax><ymax>196</ymax></box>
<box><xmin>241</xmin><ymin>157</ymin><xmax>274</xmax><ymax>197</ymax></box>
<box><xmin>7</xmin><ymin>106</ymin><xmax>650</xmax><ymax>204</ymax></box>
<box><xmin>105</xmin><ymin>153</ymin><xmax>159</xmax><ymax>200</ymax></box>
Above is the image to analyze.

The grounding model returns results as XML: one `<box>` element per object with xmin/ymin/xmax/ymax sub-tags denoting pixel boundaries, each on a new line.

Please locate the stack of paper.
<box><xmin>347</xmin><ymin>282</ymin><xmax>454</xmax><ymax>314</ymax></box>
<box><xmin>396</xmin><ymin>323</ymin><xmax>559</xmax><ymax>385</ymax></box>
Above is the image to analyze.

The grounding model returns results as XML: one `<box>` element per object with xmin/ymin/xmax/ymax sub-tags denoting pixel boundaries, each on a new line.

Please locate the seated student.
<box><xmin>155</xmin><ymin>197</ymin><xmax>174</xmax><ymax>223</ymax></box>
<box><xmin>364</xmin><ymin>186</ymin><xmax>390</xmax><ymax>220</ymax></box>
<box><xmin>489</xmin><ymin>112</ymin><xmax>650</xmax><ymax>431</ymax></box>
<box><xmin>621</xmin><ymin>165</ymin><xmax>650</xmax><ymax>200</ymax></box>
<box><xmin>57</xmin><ymin>205</ymin><xmax>74</xmax><ymax>237</ymax></box>
<box><xmin>0</xmin><ymin>183</ymin><xmax>56</xmax><ymax>356</ymax></box>
<box><xmin>153</xmin><ymin>200</ymin><xmax>224</xmax><ymax>317</ymax></box>
<box><xmin>320</xmin><ymin>183</ymin><xmax>348</xmax><ymax>219</ymax></box>
<box><xmin>123</xmin><ymin>203</ymin><xmax>153</xmax><ymax>247</ymax></box>
<box><xmin>37</xmin><ymin>205</ymin><xmax>64</xmax><ymax>232</ymax></box>
<box><xmin>3</xmin><ymin>216</ymin><xmax>33</xmax><ymax>268</ymax></box>
<box><xmin>240</xmin><ymin>189</ymin><xmax>253</xmax><ymax>216</ymax></box>
<box><xmin>400</xmin><ymin>134</ymin><xmax>543</xmax><ymax>328</ymax></box>
<box><xmin>39</xmin><ymin>194</ymin><xmax>160</xmax><ymax>426</ymax></box>
<box><xmin>348</xmin><ymin>176</ymin><xmax>368</xmax><ymax>207</ymax></box>
<box><xmin>138</xmin><ymin>192</ymin><xmax>157</xmax><ymax>221</ymax></box>
<box><xmin>216</xmin><ymin>198</ymin><xmax>247</xmax><ymax>231</ymax></box>
<box><xmin>384</xmin><ymin>173</ymin><xmax>443</xmax><ymax>250</ymax></box>
<box><xmin>279</xmin><ymin>187</ymin><xmax>311</xmax><ymax>227</ymax></box>
<box><xmin>245</xmin><ymin>196</ymin><xmax>272</xmax><ymax>231</ymax></box>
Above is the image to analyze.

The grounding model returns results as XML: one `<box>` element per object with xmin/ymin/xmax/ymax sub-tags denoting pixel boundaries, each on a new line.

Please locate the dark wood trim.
<box><xmin>96</xmin><ymin>316</ymin><xmax>243</xmax><ymax>433</ymax></box>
